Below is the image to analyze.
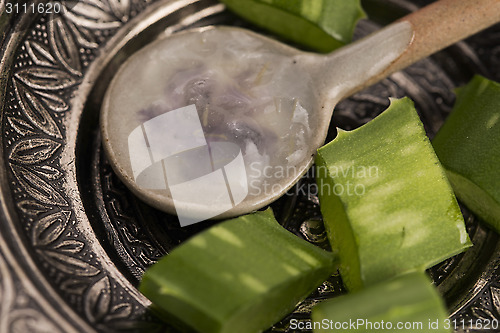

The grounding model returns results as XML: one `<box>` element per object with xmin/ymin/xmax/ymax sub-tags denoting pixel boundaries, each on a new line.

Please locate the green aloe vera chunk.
<box><xmin>139</xmin><ymin>209</ymin><xmax>337</xmax><ymax>333</ymax></box>
<box><xmin>311</xmin><ymin>272</ymin><xmax>451</xmax><ymax>333</ymax></box>
<box><xmin>315</xmin><ymin>97</ymin><xmax>471</xmax><ymax>291</ymax></box>
<box><xmin>218</xmin><ymin>0</ymin><xmax>365</xmax><ymax>53</ymax></box>
<box><xmin>433</xmin><ymin>75</ymin><xmax>500</xmax><ymax>233</ymax></box>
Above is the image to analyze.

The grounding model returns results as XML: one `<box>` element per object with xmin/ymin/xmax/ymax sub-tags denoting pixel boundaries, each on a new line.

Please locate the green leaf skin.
<box><xmin>311</xmin><ymin>272</ymin><xmax>451</xmax><ymax>333</ymax></box>
<box><xmin>315</xmin><ymin>97</ymin><xmax>471</xmax><ymax>291</ymax></box>
<box><xmin>139</xmin><ymin>209</ymin><xmax>338</xmax><ymax>333</ymax></box>
<box><xmin>433</xmin><ymin>75</ymin><xmax>500</xmax><ymax>233</ymax></box>
<box><xmin>218</xmin><ymin>0</ymin><xmax>366</xmax><ymax>53</ymax></box>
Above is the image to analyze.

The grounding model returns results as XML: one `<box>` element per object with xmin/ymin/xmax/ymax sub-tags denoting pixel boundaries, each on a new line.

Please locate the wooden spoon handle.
<box><xmin>390</xmin><ymin>0</ymin><xmax>500</xmax><ymax>74</ymax></box>
<box><xmin>318</xmin><ymin>0</ymin><xmax>500</xmax><ymax>105</ymax></box>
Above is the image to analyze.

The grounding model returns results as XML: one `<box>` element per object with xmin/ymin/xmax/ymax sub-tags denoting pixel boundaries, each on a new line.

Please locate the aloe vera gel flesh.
<box><xmin>315</xmin><ymin>97</ymin><xmax>471</xmax><ymax>291</ymax></box>
<box><xmin>140</xmin><ymin>209</ymin><xmax>337</xmax><ymax>333</ymax></box>
<box><xmin>433</xmin><ymin>75</ymin><xmax>500</xmax><ymax>233</ymax></box>
<box><xmin>312</xmin><ymin>272</ymin><xmax>451</xmax><ymax>333</ymax></box>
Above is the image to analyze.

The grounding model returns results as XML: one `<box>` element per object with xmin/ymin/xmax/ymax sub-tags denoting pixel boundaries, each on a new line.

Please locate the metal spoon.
<box><xmin>101</xmin><ymin>0</ymin><xmax>500</xmax><ymax>226</ymax></box>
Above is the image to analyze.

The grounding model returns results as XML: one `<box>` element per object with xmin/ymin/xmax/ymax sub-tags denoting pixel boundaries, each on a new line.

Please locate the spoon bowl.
<box><xmin>101</xmin><ymin>0</ymin><xmax>500</xmax><ymax>225</ymax></box>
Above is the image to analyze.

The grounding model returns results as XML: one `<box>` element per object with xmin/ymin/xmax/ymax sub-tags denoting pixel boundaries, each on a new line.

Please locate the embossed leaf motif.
<box><xmin>85</xmin><ymin>276</ymin><xmax>111</xmax><ymax>323</ymax></box>
<box><xmin>32</xmin><ymin>165</ymin><xmax>63</xmax><ymax>181</ymax></box>
<box><xmin>61</xmin><ymin>279</ymin><xmax>89</xmax><ymax>295</ymax></box>
<box><xmin>14</xmin><ymin>67</ymin><xmax>78</xmax><ymax>91</ymax></box>
<box><xmin>491</xmin><ymin>286</ymin><xmax>500</xmax><ymax>314</ymax></box>
<box><xmin>54</xmin><ymin>240</ymin><xmax>85</xmax><ymax>254</ymax></box>
<box><xmin>32</xmin><ymin>210</ymin><xmax>70</xmax><ymax>246</ymax></box>
<box><xmin>9</xmin><ymin>309</ymin><xmax>62</xmax><ymax>333</ymax></box>
<box><xmin>64</xmin><ymin>1</ymin><xmax>121</xmax><ymax>30</ymax></box>
<box><xmin>11</xmin><ymin>164</ymin><xmax>67</xmax><ymax>206</ymax></box>
<box><xmin>49</xmin><ymin>14</ymin><xmax>82</xmax><ymax>76</ymax></box>
<box><xmin>36</xmin><ymin>91</ymin><xmax>69</xmax><ymax>112</ymax></box>
<box><xmin>108</xmin><ymin>0</ymin><xmax>130</xmax><ymax>21</ymax></box>
<box><xmin>39</xmin><ymin>250</ymin><xmax>100</xmax><ymax>277</ymax></box>
<box><xmin>66</xmin><ymin>19</ymin><xmax>99</xmax><ymax>49</ymax></box>
<box><xmin>9</xmin><ymin>138</ymin><xmax>61</xmax><ymax>164</ymax></box>
<box><xmin>107</xmin><ymin>303</ymin><xmax>133</xmax><ymax>321</ymax></box>
<box><xmin>471</xmin><ymin>306</ymin><xmax>496</xmax><ymax>322</ymax></box>
<box><xmin>13</xmin><ymin>80</ymin><xmax>62</xmax><ymax>138</ymax></box>
<box><xmin>7</xmin><ymin>117</ymin><xmax>35</xmax><ymax>136</ymax></box>
<box><xmin>24</xmin><ymin>40</ymin><xmax>56</xmax><ymax>67</ymax></box>
<box><xmin>17</xmin><ymin>200</ymin><xmax>50</xmax><ymax>215</ymax></box>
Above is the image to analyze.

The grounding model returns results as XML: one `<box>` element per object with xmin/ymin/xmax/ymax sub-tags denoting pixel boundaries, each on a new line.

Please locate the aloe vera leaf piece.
<box><xmin>311</xmin><ymin>272</ymin><xmax>451</xmax><ymax>333</ymax></box>
<box><xmin>433</xmin><ymin>75</ymin><xmax>500</xmax><ymax>233</ymax></box>
<box><xmin>218</xmin><ymin>0</ymin><xmax>366</xmax><ymax>53</ymax></box>
<box><xmin>315</xmin><ymin>97</ymin><xmax>471</xmax><ymax>291</ymax></box>
<box><xmin>139</xmin><ymin>208</ymin><xmax>338</xmax><ymax>333</ymax></box>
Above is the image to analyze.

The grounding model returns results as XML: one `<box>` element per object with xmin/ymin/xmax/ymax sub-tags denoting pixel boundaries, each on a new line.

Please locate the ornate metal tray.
<box><xmin>1</xmin><ymin>0</ymin><xmax>499</xmax><ymax>332</ymax></box>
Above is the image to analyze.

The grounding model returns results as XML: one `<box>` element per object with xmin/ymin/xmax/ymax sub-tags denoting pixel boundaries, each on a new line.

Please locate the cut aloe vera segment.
<box><xmin>315</xmin><ymin>97</ymin><xmax>471</xmax><ymax>291</ymax></box>
<box><xmin>139</xmin><ymin>208</ymin><xmax>337</xmax><ymax>333</ymax></box>
<box><xmin>433</xmin><ymin>75</ymin><xmax>500</xmax><ymax>233</ymax></box>
<box><xmin>311</xmin><ymin>272</ymin><xmax>451</xmax><ymax>333</ymax></box>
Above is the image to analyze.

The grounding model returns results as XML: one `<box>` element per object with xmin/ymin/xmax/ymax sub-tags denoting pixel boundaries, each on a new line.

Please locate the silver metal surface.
<box><xmin>0</xmin><ymin>0</ymin><xmax>499</xmax><ymax>332</ymax></box>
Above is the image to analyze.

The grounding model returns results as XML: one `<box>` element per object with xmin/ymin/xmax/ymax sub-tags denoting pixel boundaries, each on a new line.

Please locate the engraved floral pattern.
<box><xmin>0</xmin><ymin>252</ymin><xmax>63</xmax><ymax>333</ymax></box>
<box><xmin>84</xmin><ymin>276</ymin><xmax>133</xmax><ymax>326</ymax></box>
<box><xmin>63</xmin><ymin>0</ymin><xmax>128</xmax><ymax>30</ymax></box>
<box><xmin>457</xmin><ymin>285</ymin><xmax>500</xmax><ymax>332</ymax></box>
<box><xmin>3</xmin><ymin>0</ymin><xmax>147</xmax><ymax>330</ymax></box>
